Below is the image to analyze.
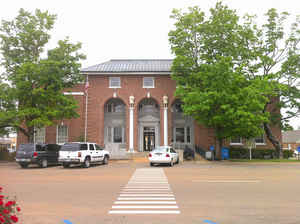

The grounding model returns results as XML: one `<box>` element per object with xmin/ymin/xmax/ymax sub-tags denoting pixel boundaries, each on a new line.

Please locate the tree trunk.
<box><xmin>26</xmin><ymin>127</ymin><xmax>35</xmax><ymax>143</ymax></box>
<box><xmin>263</xmin><ymin>122</ymin><xmax>283</xmax><ymax>159</ymax></box>
<box><xmin>215</xmin><ymin>138</ymin><xmax>223</xmax><ymax>160</ymax></box>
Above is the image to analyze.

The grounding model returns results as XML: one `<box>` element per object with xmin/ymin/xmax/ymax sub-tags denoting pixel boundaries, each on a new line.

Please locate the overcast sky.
<box><xmin>0</xmin><ymin>0</ymin><xmax>299</xmax><ymax>129</ymax></box>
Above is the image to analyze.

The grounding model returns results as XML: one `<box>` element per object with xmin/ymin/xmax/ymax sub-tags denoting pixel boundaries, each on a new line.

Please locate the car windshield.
<box><xmin>60</xmin><ymin>143</ymin><xmax>80</xmax><ymax>151</ymax></box>
<box><xmin>18</xmin><ymin>144</ymin><xmax>35</xmax><ymax>152</ymax></box>
<box><xmin>152</xmin><ymin>147</ymin><xmax>168</xmax><ymax>153</ymax></box>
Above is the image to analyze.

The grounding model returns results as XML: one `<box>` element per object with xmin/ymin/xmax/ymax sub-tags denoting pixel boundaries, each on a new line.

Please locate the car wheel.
<box><xmin>83</xmin><ymin>157</ymin><xmax>90</xmax><ymax>168</ymax></box>
<box><xmin>150</xmin><ymin>162</ymin><xmax>154</xmax><ymax>167</ymax></box>
<box><xmin>20</xmin><ymin>163</ymin><xmax>28</xmax><ymax>168</ymax></box>
<box><xmin>63</xmin><ymin>163</ymin><xmax>70</xmax><ymax>168</ymax></box>
<box><xmin>41</xmin><ymin>159</ymin><xmax>48</xmax><ymax>168</ymax></box>
<box><xmin>169</xmin><ymin>160</ymin><xmax>174</xmax><ymax>167</ymax></box>
<box><xmin>103</xmin><ymin>156</ymin><xmax>108</xmax><ymax>165</ymax></box>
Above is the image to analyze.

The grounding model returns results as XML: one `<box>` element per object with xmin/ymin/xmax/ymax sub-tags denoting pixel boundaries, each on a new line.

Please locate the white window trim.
<box><xmin>109</xmin><ymin>77</ymin><xmax>121</xmax><ymax>88</ymax></box>
<box><xmin>255</xmin><ymin>142</ymin><xmax>266</xmax><ymax>146</ymax></box>
<box><xmin>56</xmin><ymin>125</ymin><xmax>68</xmax><ymax>145</ymax></box>
<box><xmin>63</xmin><ymin>92</ymin><xmax>84</xmax><ymax>96</ymax></box>
<box><xmin>143</xmin><ymin>77</ymin><xmax>155</xmax><ymax>88</ymax></box>
<box><xmin>230</xmin><ymin>137</ymin><xmax>243</xmax><ymax>145</ymax></box>
<box><xmin>255</xmin><ymin>135</ymin><xmax>266</xmax><ymax>145</ymax></box>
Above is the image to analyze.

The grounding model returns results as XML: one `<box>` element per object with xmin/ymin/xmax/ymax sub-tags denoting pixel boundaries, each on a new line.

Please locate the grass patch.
<box><xmin>229</xmin><ymin>158</ymin><xmax>300</xmax><ymax>162</ymax></box>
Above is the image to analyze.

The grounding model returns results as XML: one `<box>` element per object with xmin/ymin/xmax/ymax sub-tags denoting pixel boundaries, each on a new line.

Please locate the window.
<box><xmin>230</xmin><ymin>137</ymin><xmax>243</xmax><ymax>145</ymax></box>
<box><xmin>255</xmin><ymin>135</ymin><xmax>265</xmax><ymax>144</ymax></box>
<box><xmin>34</xmin><ymin>127</ymin><xmax>45</xmax><ymax>144</ymax></box>
<box><xmin>80</xmin><ymin>144</ymin><xmax>88</xmax><ymax>151</ymax></box>
<box><xmin>109</xmin><ymin>77</ymin><xmax>121</xmax><ymax>88</ymax></box>
<box><xmin>95</xmin><ymin>144</ymin><xmax>103</xmax><ymax>150</ymax></box>
<box><xmin>90</xmin><ymin>144</ymin><xmax>95</xmax><ymax>150</ymax></box>
<box><xmin>173</xmin><ymin>103</ymin><xmax>183</xmax><ymax>113</ymax></box>
<box><xmin>186</xmin><ymin>127</ymin><xmax>191</xmax><ymax>143</ymax></box>
<box><xmin>175</xmin><ymin>128</ymin><xmax>185</xmax><ymax>143</ymax></box>
<box><xmin>143</xmin><ymin>77</ymin><xmax>155</xmax><ymax>88</ymax></box>
<box><xmin>174</xmin><ymin>126</ymin><xmax>191</xmax><ymax>144</ymax></box>
<box><xmin>57</xmin><ymin>125</ymin><xmax>68</xmax><ymax>144</ymax></box>
<box><xmin>36</xmin><ymin>144</ymin><xmax>45</xmax><ymax>152</ymax></box>
<box><xmin>113</xmin><ymin>127</ymin><xmax>122</xmax><ymax>143</ymax></box>
<box><xmin>107</xmin><ymin>126</ymin><xmax>125</xmax><ymax>143</ymax></box>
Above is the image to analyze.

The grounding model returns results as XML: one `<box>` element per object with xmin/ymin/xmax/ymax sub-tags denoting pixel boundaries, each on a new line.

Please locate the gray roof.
<box><xmin>81</xmin><ymin>59</ymin><xmax>173</xmax><ymax>74</ymax></box>
<box><xmin>282</xmin><ymin>130</ymin><xmax>300</xmax><ymax>143</ymax></box>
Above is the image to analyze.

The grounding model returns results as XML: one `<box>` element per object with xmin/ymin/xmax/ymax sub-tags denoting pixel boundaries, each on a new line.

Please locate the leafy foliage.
<box><xmin>0</xmin><ymin>9</ymin><xmax>85</xmax><ymax>142</ymax></box>
<box><xmin>169</xmin><ymin>2</ymin><xmax>300</xmax><ymax>158</ymax></box>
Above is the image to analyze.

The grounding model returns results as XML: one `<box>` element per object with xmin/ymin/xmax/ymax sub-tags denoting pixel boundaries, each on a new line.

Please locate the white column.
<box><xmin>164</xmin><ymin>107</ymin><xmax>168</xmax><ymax>146</ymax></box>
<box><xmin>129</xmin><ymin>107</ymin><xmax>134</xmax><ymax>152</ymax></box>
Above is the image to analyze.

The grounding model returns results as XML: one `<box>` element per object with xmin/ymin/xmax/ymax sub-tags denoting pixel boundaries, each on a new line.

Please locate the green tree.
<box><xmin>169</xmin><ymin>2</ymin><xmax>300</xmax><ymax>158</ymax></box>
<box><xmin>0</xmin><ymin>9</ymin><xmax>85</xmax><ymax>142</ymax></box>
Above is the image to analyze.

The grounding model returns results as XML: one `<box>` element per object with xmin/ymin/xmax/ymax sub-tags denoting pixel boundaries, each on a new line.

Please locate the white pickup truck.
<box><xmin>59</xmin><ymin>142</ymin><xmax>110</xmax><ymax>168</ymax></box>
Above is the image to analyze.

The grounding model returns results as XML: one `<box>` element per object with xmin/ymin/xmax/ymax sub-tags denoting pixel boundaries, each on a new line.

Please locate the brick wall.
<box><xmin>17</xmin><ymin>74</ymin><xmax>282</xmax><ymax>151</ymax></box>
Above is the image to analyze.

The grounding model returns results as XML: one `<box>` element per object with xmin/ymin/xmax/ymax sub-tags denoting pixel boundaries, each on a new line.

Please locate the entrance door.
<box><xmin>143</xmin><ymin>127</ymin><xmax>155</xmax><ymax>151</ymax></box>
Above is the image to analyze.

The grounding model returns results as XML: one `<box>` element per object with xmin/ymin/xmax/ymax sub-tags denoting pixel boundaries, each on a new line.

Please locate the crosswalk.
<box><xmin>109</xmin><ymin>168</ymin><xmax>180</xmax><ymax>214</ymax></box>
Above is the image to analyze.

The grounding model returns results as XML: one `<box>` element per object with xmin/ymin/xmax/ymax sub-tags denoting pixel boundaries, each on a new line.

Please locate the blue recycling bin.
<box><xmin>221</xmin><ymin>147</ymin><xmax>229</xmax><ymax>160</ymax></box>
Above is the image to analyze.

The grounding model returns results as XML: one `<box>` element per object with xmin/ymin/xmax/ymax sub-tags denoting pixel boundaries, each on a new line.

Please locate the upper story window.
<box><xmin>34</xmin><ymin>127</ymin><xmax>45</xmax><ymax>144</ymax></box>
<box><xmin>105</xmin><ymin>99</ymin><xmax>125</xmax><ymax>113</ymax></box>
<box><xmin>143</xmin><ymin>77</ymin><xmax>155</xmax><ymax>88</ymax></box>
<box><xmin>230</xmin><ymin>137</ymin><xmax>243</xmax><ymax>145</ymax></box>
<box><xmin>109</xmin><ymin>77</ymin><xmax>121</xmax><ymax>88</ymax></box>
<box><xmin>138</xmin><ymin>98</ymin><xmax>159</xmax><ymax>113</ymax></box>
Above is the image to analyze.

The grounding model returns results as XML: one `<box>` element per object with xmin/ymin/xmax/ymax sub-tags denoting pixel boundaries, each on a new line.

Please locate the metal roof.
<box><xmin>282</xmin><ymin>130</ymin><xmax>300</xmax><ymax>143</ymax></box>
<box><xmin>81</xmin><ymin>59</ymin><xmax>173</xmax><ymax>74</ymax></box>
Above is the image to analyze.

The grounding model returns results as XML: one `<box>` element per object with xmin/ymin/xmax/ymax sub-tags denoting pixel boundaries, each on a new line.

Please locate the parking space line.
<box><xmin>114</xmin><ymin>201</ymin><xmax>177</xmax><ymax>204</ymax></box>
<box><xmin>109</xmin><ymin>210</ymin><xmax>180</xmax><ymax>214</ymax></box>
<box><xmin>118</xmin><ymin>197</ymin><xmax>175</xmax><ymax>200</ymax></box>
<box><xmin>109</xmin><ymin>168</ymin><xmax>180</xmax><ymax>215</ymax></box>
<box><xmin>112</xmin><ymin>206</ymin><xmax>178</xmax><ymax>209</ymax></box>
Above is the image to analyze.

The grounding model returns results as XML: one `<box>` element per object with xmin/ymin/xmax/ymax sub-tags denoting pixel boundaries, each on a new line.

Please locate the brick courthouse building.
<box><xmin>18</xmin><ymin>59</ymin><xmax>282</xmax><ymax>155</ymax></box>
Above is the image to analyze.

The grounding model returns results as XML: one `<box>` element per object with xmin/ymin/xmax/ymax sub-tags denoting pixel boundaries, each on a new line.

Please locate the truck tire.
<box><xmin>20</xmin><ymin>163</ymin><xmax>28</xmax><ymax>168</ymax></box>
<box><xmin>63</xmin><ymin>163</ymin><xmax>70</xmax><ymax>168</ymax></box>
<box><xmin>103</xmin><ymin>156</ymin><xmax>108</xmax><ymax>165</ymax></box>
<box><xmin>83</xmin><ymin>157</ymin><xmax>91</xmax><ymax>168</ymax></box>
<box><xmin>40</xmin><ymin>159</ymin><xmax>48</xmax><ymax>168</ymax></box>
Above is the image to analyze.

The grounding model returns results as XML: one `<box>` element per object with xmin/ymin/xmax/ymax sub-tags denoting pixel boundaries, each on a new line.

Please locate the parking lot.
<box><xmin>2</xmin><ymin>160</ymin><xmax>300</xmax><ymax>224</ymax></box>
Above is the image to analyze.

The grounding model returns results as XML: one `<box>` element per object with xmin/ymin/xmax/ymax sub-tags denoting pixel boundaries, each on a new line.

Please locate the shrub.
<box><xmin>229</xmin><ymin>147</ymin><xmax>249</xmax><ymax>159</ymax></box>
<box><xmin>0</xmin><ymin>186</ymin><xmax>21</xmax><ymax>223</ymax></box>
<box><xmin>229</xmin><ymin>147</ymin><xmax>294</xmax><ymax>159</ymax></box>
<box><xmin>283</xmin><ymin>150</ymin><xmax>293</xmax><ymax>159</ymax></box>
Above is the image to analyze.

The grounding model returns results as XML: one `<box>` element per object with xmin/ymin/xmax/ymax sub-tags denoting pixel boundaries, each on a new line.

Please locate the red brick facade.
<box><xmin>17</xmin><ymin>73</ymin><xmax>282</xmax><ymax>151</ymax></box>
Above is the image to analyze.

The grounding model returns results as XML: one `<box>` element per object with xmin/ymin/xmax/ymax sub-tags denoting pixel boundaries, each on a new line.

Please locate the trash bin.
<box><xmin>205</xmin><ymin>151</ymin><xmax>212</xmax><ymax>160</ymax></box>
<box><xmin>221</xmin><ymin>147</ymin><xmax>229</xmax><ymax>160</ymax></box>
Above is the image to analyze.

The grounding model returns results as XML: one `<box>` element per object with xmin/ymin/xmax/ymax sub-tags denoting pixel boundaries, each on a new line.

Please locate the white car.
<box><xmin>148</xmin><ymin>146</ymin><xmax>179</xmax><ymax>167</ymax></box>
<box><xmin>59</xmin><ymin>142</ymin><xmax>110</xmax><ymax>168</ymax></box>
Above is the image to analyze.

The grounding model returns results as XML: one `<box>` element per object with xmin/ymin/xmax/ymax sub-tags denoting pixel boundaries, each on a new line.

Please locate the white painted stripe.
<box><xmin>126</xmin><ymin>184</ymin><xmax>170</xmax><ymax>186</ymax></box>
<box><xmin>128</xmin><ymin>182</ymin><xmax>169</xmax><ymax>184</ymax></box>
<box><xmin>114</xmin><ymin>201</ymin><xmax>177</xmax><ymax>204</ymax></box>
<box><xmin>109</xmin><ymin>210</ymin><xmax>180</xmax><ymax>214</ymax></box>
<box><xmin>123</xmin><ymin>186</ymin><xmax>170</xmax><ymax>189</ymax></box>
<box><xmin>122</xmin><ymin>189</ymin><xmax>172</xmax><ymax>191</ymax></box>
<box><xmin>192</xmin><ymin>180</ymin><xmax>261</xmax><ymax>183</ymax></box>
<box><xmin>118</xmin><ymin>197</ymin><xmax>175</xmax><ymax>200</ymax></box>
<box><xmin>112</xmin><ymin>206</ymin><xmax>178</xmax><ymax>209</ymax></box>
<box><xmin>120</xmin><ymin>194</ymin><xmax>174</xmax><ymax>197</ymax></box>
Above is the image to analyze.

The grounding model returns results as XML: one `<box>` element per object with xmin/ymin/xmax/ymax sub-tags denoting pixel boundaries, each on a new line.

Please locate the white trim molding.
<box><xmin>64</xmin><ymin>92</ymin><xmax>84</xmax><ymax>96</ymax></box>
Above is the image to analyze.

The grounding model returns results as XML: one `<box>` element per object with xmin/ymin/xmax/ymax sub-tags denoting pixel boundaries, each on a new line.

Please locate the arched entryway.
<box><xmin>104</xmin><ymin>98</ymin><xmax>126</xmax><ymax>149</ymax></box>
<box><xmin>171</xmin><ymin>99</ymin><xmax>194</xmax><ymax>149</ymax></box>
<box><xmin>138</xmin><ymin>98</ymin><xmax>160</xmax><ymax>151</ymax></box>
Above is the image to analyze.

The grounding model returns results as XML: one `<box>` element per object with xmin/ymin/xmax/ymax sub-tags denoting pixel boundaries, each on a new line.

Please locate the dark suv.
<box><xmin>16</xmin><ymin>143</ymin><xmax>61</xmax><ymax>168</ymax></box>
